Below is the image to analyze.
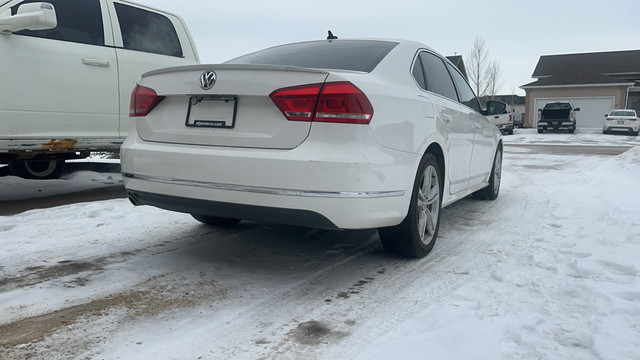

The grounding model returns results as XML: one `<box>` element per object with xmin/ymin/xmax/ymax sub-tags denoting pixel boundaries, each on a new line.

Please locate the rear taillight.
<box><xmin>270</xmin><ymin>82</ymin><xmax>374</xmax><ymax>124</ymax></box>
<box><xmin>630</xmin><ymin>117</ymin><xmax>638</xmax><ymax>122</ymax></box>
<box><xmin>570</xmin><ymin>111</ymin><xmax>574</xmax><ymax>119</ymax></box>
<box><xmin>509</xmin><ymin>114</ymin><xmax>512</xmax><ymax>122</ymax></box>
<box><xmin>606</xmin><ymin>117</ymin><xmax>613</xmax><ymax>121</ymax></box>
<box><xmin>129</xmin><ymin>85</ymin><xmax>164</xmax><ymax>117</ymax></box>
<box><xmin>269</xmin><ymin>84</ymin><xmax>322</xmax><ymax>121</ymax></box>
<box><xmin>537</xmin><ymin>111</ymin><xmax>541</xmax><ymax>120</ymax></box>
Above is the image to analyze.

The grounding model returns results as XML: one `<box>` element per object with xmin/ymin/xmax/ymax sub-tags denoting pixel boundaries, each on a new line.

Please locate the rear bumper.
<box><xmin>121</xmin><ymin>124</ymin><xmax>419</xmax><ymax>229</ymax></box>
<box><xmin>0</xmin><ymin>138</ymin><xmax>122</xmax><ymax>159</ymax></box>
<box><xmin>604</xmin><ymin>123</ymin><xmax>639</xmax><ymax>133</ymax></box>
<box><xmin>538</xmin><ymin>121</ymin><xmax>575</xmax><ymax>129</ymax></box>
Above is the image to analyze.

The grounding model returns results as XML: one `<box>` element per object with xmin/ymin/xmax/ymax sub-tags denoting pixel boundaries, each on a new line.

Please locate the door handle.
<box><xmin>82</xmin><ymin>58</ymin><xmax>111</xmax><ymax>68</ymax></box>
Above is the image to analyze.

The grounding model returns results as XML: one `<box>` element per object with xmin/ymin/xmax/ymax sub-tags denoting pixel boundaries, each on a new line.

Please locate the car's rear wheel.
<box><xmin>472</xmin><ymin>145</ymin><xmax>502</xmax><ymax>200</ymax></box>
<box><xmin>191</xmin><ymin>214</ymin><xmax>241</xmax><ymax>227</ymax></box>
<box><xmin>9</xmin><ymin>159</ymin><xmax>65</xmax><ymax>179</ymax></box>
<box><xmin>379</xmin><ymin>153</ymin><xmax>442</xmax><ymax>258</ymax></box>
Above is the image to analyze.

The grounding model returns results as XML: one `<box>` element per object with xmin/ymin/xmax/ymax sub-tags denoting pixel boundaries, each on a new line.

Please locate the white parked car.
<box><xmin>121</xmin><ymin>39</ymin><xmax>503</xmax><ymax>258</ymax></box>
<box><xmin>0</xmin><ymin>0</ymin><xmax>199</xmax><ymax>179</ymax></box>
<box><xmin>603</xmin><ymin>109</ymin><xmax>639</xmax><ymax>136</ymax></box>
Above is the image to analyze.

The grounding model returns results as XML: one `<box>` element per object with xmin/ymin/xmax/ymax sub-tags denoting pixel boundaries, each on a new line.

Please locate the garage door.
<box><xmin>534</xmin><ymin>97</ymin><xmax>614</xmax><ymax>128</ymax></box>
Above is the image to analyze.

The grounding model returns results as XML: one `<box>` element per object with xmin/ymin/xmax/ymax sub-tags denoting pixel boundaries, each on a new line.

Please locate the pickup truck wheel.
<box><xmin>568</xmin><ymin>129</ymin><xmax>575</xmax><ymax>134</ymax></box>
<box><xmin>191</xmin><ymin>214</ymin><xmax>241</xmax><ymax>227</ymax></box>
<box><xmin>472</xmin><ymin>145</ymin><xmax>502</xmax><ymax>201</ymax></box>
<box><xmin>379</xmin><ymin>153</ymin><xmax>442</xmax><ymax>258</ymax></box>
<box><xmin>9</xmin><ymin>159</ymin><xmax>65</xmax><ymax>180</ymax></box>
<box><xmin>538</xmin><ymin>129</ymin><xmax>544</xmax><ymax>134</ymax></box>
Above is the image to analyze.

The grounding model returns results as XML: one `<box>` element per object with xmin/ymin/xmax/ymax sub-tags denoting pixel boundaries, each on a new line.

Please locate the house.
<box><xmin>520</xmin><ymin>50</ymin><xmax>640</xmax><ymax>128</ymax></box>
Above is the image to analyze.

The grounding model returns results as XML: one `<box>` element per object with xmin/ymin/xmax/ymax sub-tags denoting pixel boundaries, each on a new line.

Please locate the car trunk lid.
<box><xmin>134</xmin><ymin>64</ymin><xmax>330</xmax><ymax>149</ymax></box>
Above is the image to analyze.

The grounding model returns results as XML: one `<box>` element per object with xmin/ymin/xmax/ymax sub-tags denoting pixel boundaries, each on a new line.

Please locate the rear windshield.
<box><xmin>226</xmin><ymin>40</ymin><xmax>398</xmax><ymax>73</ymax></box>
<box><xmin>544</xmin><ymin>103</ymin><xmax>571</xmax><ymax>110</ymax></box>
<box><xmin>610</xmin><ymin>110</ymin><xmax>636</xmax><ymax>117</ymax></box>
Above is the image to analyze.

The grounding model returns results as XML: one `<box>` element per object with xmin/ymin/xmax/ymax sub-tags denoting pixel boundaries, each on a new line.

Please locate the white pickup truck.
<box><xmin>484</xmin><ymin>100</ymin><xmax>513</xmax><ymax>135</ymax></box>
<box><xmin>0</xmin><ymin>0</ymin><xmax>199</xmax><ymax>179</ymax></box>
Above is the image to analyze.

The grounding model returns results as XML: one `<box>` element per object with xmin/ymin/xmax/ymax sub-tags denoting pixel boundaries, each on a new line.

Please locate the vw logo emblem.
<box><xmin>199</xmin><ymin>71</ymin><xmax>217</xmax><ymax>90</ymax></box>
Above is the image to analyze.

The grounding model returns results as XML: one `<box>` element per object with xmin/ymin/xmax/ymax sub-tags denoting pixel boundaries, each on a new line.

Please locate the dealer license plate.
<box><xmin>186</xmin><ymin>96</ymin><xmax>237</xmax><ymax>128</ymax></box>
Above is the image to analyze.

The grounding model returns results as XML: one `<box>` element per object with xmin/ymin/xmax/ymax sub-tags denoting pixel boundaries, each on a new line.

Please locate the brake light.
<box><xmin>270</xmin><ymin>82</ymin><xmax>374</xmax><ymax>124</ymax></box>
<box><xmin>537</xmin><ymin>111</ymin><xmax>541</xmax><ymax>120</ymax></box>
<box><xmin>606</xmin><ymin>117</ymin><xmax>613</xmax><ymax>121</ymax></box>
<box><xmin>129</xmin><ymin>85</ymin><xmax>164</xmax><ymax>117</ymax></box>
<box><xmin>630</xmin><ymin>117</ymin><xmax>638</xmax><ymax>122</ymax></box>
<box><xmin>570</xmin><ymin>111</ymin><xmax>574</xmax><ymax>119</ymax></box>
<box><xmin>269</xmin><ymin>84</ymin><xmax>322</xmax><ymax>121</ymax></box>
<box><xmin>509</xmin><ymin>114</ymin><xmax>512</xmax><ymax>122</ymax></box>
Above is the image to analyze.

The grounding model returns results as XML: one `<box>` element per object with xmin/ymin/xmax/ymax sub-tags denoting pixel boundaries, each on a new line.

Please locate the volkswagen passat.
<box><xmin>121</xmin><ymin>39</ymin><xmax>503</xmax><ymax>258</ymax></box>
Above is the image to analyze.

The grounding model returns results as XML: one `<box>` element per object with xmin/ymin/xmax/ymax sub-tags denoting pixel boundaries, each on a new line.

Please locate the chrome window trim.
<box><xmin>124</xmin><ymin>173</ymin><xmax>405</xmax><ymax>199</ymax></box>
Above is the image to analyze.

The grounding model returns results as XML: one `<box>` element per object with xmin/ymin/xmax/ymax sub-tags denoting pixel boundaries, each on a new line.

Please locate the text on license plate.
<box><xmin>618</xmin><ymin>121</ymin><xmax>625</xmax><ymax>124</ymax></box>
<box><xmin>186</xmin><ymin>96</ymin><xmax>237</xmax><ymax>128</ymax></box>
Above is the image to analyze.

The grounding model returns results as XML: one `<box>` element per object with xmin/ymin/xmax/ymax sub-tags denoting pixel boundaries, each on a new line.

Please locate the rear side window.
<box><xmin>487</xmin><ymin>101</ymin><xmax>507</xmax><ymax>114</ymax></box>
<box><xmin>418</xmin><ymin>52</ymin><xmax>457</xmax><ymax>101</ymax></box>
<box><xmin>447</xmin><ymin>63</ymin><xmax>482</xmax><ymax>113</ymax></box>
<box><xmin>228</xmin><ymin>40</ymin><xmax>398</xmax><ymax>73</ymax></box>
<box><xmin>114</xmin><ymin>3</ymin><xmax>182</xmax><ymax>57</ymax></box>
<box><xmin>12</xmin><ymin>0</ymin><xmax>104</xmax><ymax>45</ymax></box>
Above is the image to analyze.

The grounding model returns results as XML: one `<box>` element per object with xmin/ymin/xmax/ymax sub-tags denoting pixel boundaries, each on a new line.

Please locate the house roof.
<box><xmin>479</xmin><ymin>95</ymin><xmax>525</xmax><ymax>105</ymax></box>
<box><xmin>521</xmin><ymin>50</ymin><xmax>640</xmax><ymax>88</ymax></box>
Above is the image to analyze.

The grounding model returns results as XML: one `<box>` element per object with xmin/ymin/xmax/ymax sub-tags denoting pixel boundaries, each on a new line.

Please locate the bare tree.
<box><xmin>485</xmin><ymin>59</ymin><xmax>503</xmax><ymax>99</ymax></box>
<box><xmin>467</xmin><ymin>36</ymin><xmax>502</xmax><ymax>98</ymax></box>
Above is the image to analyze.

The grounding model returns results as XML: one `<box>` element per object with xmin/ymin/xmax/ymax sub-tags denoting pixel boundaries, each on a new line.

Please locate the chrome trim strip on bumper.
<box><xmin>123</xmin><ymin>173</ymin><xmax>405</xmax><ymax>199</ymax></box>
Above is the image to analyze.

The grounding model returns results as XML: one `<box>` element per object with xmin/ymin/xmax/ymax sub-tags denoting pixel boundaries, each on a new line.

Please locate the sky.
<box><xmin>135</xmin><ymin>0</ymin><xmax>640</xmax><ymax>96</ymax></box>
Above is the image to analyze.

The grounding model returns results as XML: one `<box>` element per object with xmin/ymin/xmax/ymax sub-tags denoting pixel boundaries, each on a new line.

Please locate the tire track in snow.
<box><xmin>115</xmin><ymin>197</ymin><xmax>510</xmax><ymax>360</ymax></box>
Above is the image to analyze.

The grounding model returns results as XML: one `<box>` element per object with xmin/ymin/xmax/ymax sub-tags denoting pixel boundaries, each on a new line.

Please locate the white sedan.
<box><xmin>121</xmin><ymin>39</ymin><xmax>503</xmax><ymax>258</ymax></box>
<box><xmin>603</xmin><ymin>109</ymin><xmax>639</xmax><ymax>136</ymax></box>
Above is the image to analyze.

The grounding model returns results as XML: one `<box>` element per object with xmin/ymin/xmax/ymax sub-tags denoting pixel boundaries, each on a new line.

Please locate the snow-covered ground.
<box><xmin>1</xmin><ymin>129</ymin><xmax>639</xmax><ymax>359</ymax></box>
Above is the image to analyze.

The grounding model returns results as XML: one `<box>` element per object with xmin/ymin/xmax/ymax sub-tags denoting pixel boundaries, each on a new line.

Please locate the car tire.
<box><xmin>472</xmin><ymin>145</ymin><xmax>502</xmax><ymax>201</ymax></box>
<box><xmin>379</xmin><ymin>153</ymin><xmax>442</xmax><ymax>258</ymax></box>
<box><xmin>568</xmin><ymin>129</ymin><xmax>575</xmax><ymax>134</ymax></box>
<box><xmin>538</xmin><ymin>129</ymin><xmax>543</xmax><ymax>134</ymax></box>
<box><xmin>507</xmin><ymin>129</ymin><xmax>513</xmax><ymax>135</ymax></box>
<box><xmin>191</xmin><ymin>214</ymin><xmax>241</xmax><ymax>227</ymax></box>
<box><xmin>9</xmin><ymin>159</ymin><xmax>65</xmax><ymax>179</ymax></box>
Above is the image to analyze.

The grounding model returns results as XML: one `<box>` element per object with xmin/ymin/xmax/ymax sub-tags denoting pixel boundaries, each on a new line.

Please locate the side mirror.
<box><xmin>0</xmin><ymin>3</ymin><xmax>57</xmax><ymax>34</ymax></box>
<box><xmin>537</xmin><ymin>108</ymin><xmax>542</xmax><ymax>112</ymax></box>
<box><xmin>574</xmin><ymin>107</ymin><xmax>580</xmax><ymax>111</ymax></box>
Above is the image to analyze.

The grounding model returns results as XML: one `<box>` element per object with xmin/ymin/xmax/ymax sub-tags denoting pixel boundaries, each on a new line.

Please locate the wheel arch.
<box><xmin>424</xmin><ymin>142</ymin><xmax>445</xmax><ymax>177</ymax></box>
